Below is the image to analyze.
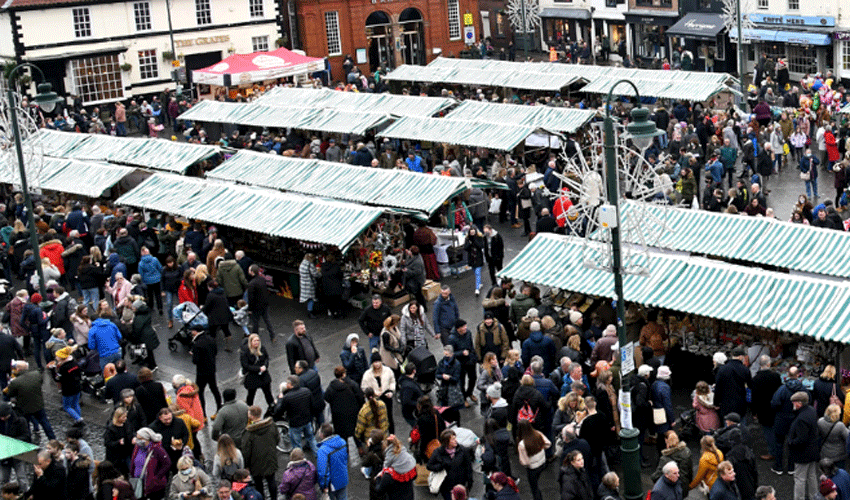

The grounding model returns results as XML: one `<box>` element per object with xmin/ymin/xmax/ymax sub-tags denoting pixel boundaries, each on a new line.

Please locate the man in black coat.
<box><xmin>286</xmin><ymin>320</ymin><xmax>320</xmax><ymax>375</ymax></box>
<box><xmin>294</xmin><ymin>360</ymin><xmax>325</xmax><ymax>427</ymax></box>
<box><xmin>0</xmin><ymin>331</ymin><xmax>23</xmax><ymax>391</ymax></box>
<box><xmin>273</xmin><ymin>376</ymin><xmax>317</xmax><ymax>452</ymax></box>
<box><xmin>726</xmin><ymin>434</ymin><xmax>758</xmax><ymax>500</ymax></box>
<box><xmin>535</xmin><ymin>208</ymin><xmax>557</xmax><ymax>234</ymax></box>
<box><xmin>246</xmin><ymin>264</ymin><xmax>275</xmax><ymax>341</ymax></box>
<box><xmin>191</xmin><ymin>329</ymin><xmax>221</xmax><ymax>417</ymax></box>
<box><xmin>482</xmin><ymin>225</ymin><xmax>504</xmax><ymax>287</ymax></box>
<box><xmin>788</xmin><ymin>391</ymin><xmax>819</xmax><ymax>500</ymax></box>
<box><xmin>399</xmin><ymin>364</ymin><xmax>424</xmax><ymax>427</ymax></box>
<box><xmin>150</xmin><ymin>407</ymin><xmax>190</xmax><ymax>473</ymax></box>
<box><xmin>714</xmin><ymin>346</ymin><xmax>751</xmax><ymax>423</ymax></box>
<box><xmin>104</xmin><ymin>360</ymin><xmax>139</xmax><ymax>403</ymax></box>
<box><xmin>26</xmin><ymin>450</ymin><xmax>65</xmax><ymax>499</ymax></box>
<box><xmin>358</xmin><ymin>294</ymin><xmax>390</xmax><ymax>352</ymax></box>
<box><xmin>204</xmin><ymin>281</ymin><xmax>234</xmax><ymax>351</ymax></box>
<box><xmin>750</xmin><ymin>355</ymin><xmax>781</xmax><ymax>461</ymax></box>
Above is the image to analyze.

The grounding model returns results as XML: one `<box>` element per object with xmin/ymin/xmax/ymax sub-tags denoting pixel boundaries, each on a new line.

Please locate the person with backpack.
<box><xmin>212</xmin><ymin>434</ymin><xmax>244</xmax><ymax>487</ymax></box>
<box><xmin>517</xmin><ymin>419</ymin><xmax>550</xmax><ymax>500</ymax></box>
<box><xmin>511</xmin><ymin>375</ymin><xmax>548</xmax><ymax>441</ymax></box>
<box><xmin>316</xmin><ymin>423</ymin><xmax>348</xmax><ymax>500</ymax></box>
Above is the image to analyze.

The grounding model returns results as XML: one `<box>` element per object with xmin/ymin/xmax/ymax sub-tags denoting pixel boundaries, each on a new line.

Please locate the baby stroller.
<box><xmin>405</xmin><ymin>345</ymin><xmax>436</xmax><ymax>393</ymax></box>
<box><xmin>169</xmin><ymin>302</ymin><xmax>208</xmax><ymax>352</ymax></box>
<box><xmin>77</xmin><ymin>349</ymin><xmax>106</xmax><ymax>402</ymax></box>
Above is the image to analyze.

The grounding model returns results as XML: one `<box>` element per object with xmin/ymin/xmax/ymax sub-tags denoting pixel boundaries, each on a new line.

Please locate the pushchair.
<box><xmin>169</xmin><ymin>302</ymin><xmax>208</xmax><ymax>352</ymax></box>
<box><xmin>77</xmin><ymin>349</ymin><xmax>106</xmax><ymax>402</ymax></box>
<box><xmin>404</xmin><ymin>345</ymin><xmax>436</xmax><ymax>393</ymax></box>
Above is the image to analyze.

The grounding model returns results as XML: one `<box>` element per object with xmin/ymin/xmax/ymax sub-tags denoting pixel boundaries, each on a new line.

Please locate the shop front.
<box><xmin>666</xmin><ymin>12</ymin><xmax>733</xmax><ymax>73</ymax></box>
<box><xmin>539</xmin><ymin>8</ymin><xmax>592</xmax><ymax>48</ymax></box>
<box><xmin>624</xmin><ymin>10</ymin><xmax>679</xmax><ymax>64</ymax></box>
<box><xmin>835</xmin><ymin>32</ymin><xmax>850</xmax><ymax>87</ymax></box>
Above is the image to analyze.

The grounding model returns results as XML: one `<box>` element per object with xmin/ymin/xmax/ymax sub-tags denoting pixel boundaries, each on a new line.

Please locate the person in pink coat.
<box><xmin>693</xmin><ymin>381</ymin><xmax>720</xmax><ymax>432</ymax></box>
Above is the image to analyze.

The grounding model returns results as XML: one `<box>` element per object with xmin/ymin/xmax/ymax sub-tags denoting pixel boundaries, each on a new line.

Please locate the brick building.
<box><xmin>298</xmin><ymin>0</ymin><xmax>480</xmax><ymax>79</ymax></box>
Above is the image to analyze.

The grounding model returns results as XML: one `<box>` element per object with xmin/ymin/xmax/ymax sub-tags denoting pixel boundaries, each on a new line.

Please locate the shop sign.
<box><xmin>747</xmin><ymin>13</ymin><xmax>835</xmax><ymax>27</ymax></box>
<box><xmin>835</xmin><ymin>32</ymin><xmax>850</xmax><ymax>41</ymax></box>
<box><xmin>175</xmin><ymin>35</ymin><xmax>231</xmax><ymax>48</ymax></box>
<box><xmin>683</xmin><ymin>18</ymin><xmax>718</xmax><ymax>32</ymax></box>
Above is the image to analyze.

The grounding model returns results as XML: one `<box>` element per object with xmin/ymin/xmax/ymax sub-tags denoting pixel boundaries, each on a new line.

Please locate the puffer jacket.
<box><xmin>819</xmin><ymin>416</ymin><xmax>849</xmax><ymax>463</ymax></box>
<box><xmin>316</xmin><ymin>434</ymin><xmax>348</xmax><ymax>491</ymax></box>
<box><xmin>39</xmin><ymin>239</ymin><xmax>65</xmax><ymax>274</ymax></box>
<box><xmin>176</xmin><ymin>383</ymin><xmax>206</xmax><ymax>431</ymax></box>
<box><xmin>279</xmin><ymin>459</ymin><xmax>318</xmax><ymax>500</ymax></box>
<box><xmin>652</xmin><ymin>441</ymin><xmax>694</xmax><ymax>493</ymax></box>
<box><xmin>242</xmin><ymin>417</ymin><xmax>280</xmax><ymax>477</ymax></box>
<box><xmin>474</xmin><ymin>318</ymin><xmax>510</xmax><ymax>360</ymax></box>
<box><xmin>509</xmin><ymin>293</ymin><xmax>536</xmax><ymax>326</ymax></box>
<box><xmin>137</xmin><ymin>254</ymin><xmax>162</xmax><ymax>285</ymax></box>
<box><xmin>521</xmin><ymin>330</ymin><xmax>556</xmax><ymax>374</ymax></box>
<box><xmin>217</xmin><ymin>259</ymin><xmax>247</xmax><ymax>299</ymax></box>
<box><xmin>87</xmin><ymin>317</ymin><xmax>122</xmax><ymax>358</ymax></box>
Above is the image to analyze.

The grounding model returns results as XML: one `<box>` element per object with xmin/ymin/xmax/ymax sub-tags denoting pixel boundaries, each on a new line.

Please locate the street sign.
<box><xmin>463</xmin><ymin>12</ymin><xmax>474</xmax><ymax>26</ymax></box>
<box><xmin>621</xmin><ymin>341</ymin><xmax>635</xmax><ymax>375</ymax></box>
<box><xmin>464</xmin><ymin>26</ymin><xmax>475</xmax><ymax>45</ymax></box>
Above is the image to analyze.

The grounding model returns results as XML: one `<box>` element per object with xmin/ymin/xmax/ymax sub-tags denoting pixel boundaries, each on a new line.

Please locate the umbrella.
<box><xmin>0</xmin><ymin>434</ymin><xmax>39</xmax><ymax>464</ymax></box>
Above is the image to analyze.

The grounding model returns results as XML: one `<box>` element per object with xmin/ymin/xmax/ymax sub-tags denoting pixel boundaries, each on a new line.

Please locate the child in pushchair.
<box><xmin>169</xmin><ymin>302</ymin><xmax>208</xmax><ymax>352</ymax></box>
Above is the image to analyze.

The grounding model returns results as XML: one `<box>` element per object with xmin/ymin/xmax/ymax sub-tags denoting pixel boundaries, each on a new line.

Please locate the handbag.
<box><xmin>425</xmin><ymin>417</ymin><xmax>441</xmax><ymax>459</ymax></box>
<box><xmin>414</xmin><ymin>463</ymin><xmax>430</xmax><ymax>486</ymax></box>
<box><xmin>428</xmin><ymin>469</ymin><xmax>447</xmax><ymax>494</ymax></box>
<box><xmin>830</xmin><ymin>384</ymin><xmax>842</xmax><ymax>408</ymax></box>
<box><xmin>129</xmin><ymin>450</ymin><xmax>154</xmax><ymax>498</ymax></box>
<box><xmin>800</xmin><ymin>170</ymin><xmax>811</xmax><ymax>181</ymax></box>
<box><xmin>653</xmin><ymin>407</ymin><xmax>667</xmax><ymax>425</ymax></box>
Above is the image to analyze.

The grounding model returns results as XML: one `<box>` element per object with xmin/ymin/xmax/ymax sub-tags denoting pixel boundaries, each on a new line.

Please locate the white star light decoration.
<box><xmin>546</xmin><ymin>125</ymin><xmax>670</xmax><ymax>276</ymax></box>
<box><xmin>0</xmin><ymin>92</ymin><xmax>44</xmax><ymax>190</ymax></box>
<box><xmin>507</xmin><ymin>0</ymin><xmax>541</xmax><ymax>34</ymax></box>
<box><xmin>721</xmin><ymin>0</ymin><xmax>755</xmax><ymax>40</ymax></box>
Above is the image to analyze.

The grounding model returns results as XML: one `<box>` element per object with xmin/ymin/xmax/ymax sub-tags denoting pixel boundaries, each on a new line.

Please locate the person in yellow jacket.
<box><xmin>690</xmin><ymin>435</ymin><xmax>724</xmax><ymax>492</ymax></box>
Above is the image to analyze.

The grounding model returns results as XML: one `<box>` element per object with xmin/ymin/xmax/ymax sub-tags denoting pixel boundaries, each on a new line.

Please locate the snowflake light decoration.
<box><xmin>507</xmin><ymin>0</ymin><xmax>540</xmax><ymax>34</ymax></box>
<box><xmin>545</xmin><ymin>125</ymin><xmax>670</xmax><ymax>276</ymax></box>
<box><xmin>721</xmin><ymin>0</ymin><xmax>755</xmax><ymax>41</ymax></box>
<box><xmin>0</xmin><ymin>90</ymin><xmax>44</xmax><ymax>190</ymax></box>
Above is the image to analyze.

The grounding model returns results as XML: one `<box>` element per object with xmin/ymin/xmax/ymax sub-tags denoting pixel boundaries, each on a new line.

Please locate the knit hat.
<box><xmin>486</xmin><ymin>382</ymin><xmax>502</xmax><ymax>400</ymax></box>
<box><xmin>0</xmin><ymin>402</ymin><xmax>12</xmax><ymax>418</ymax></box>
<box><xmin>724</xmin><ymin>412</ymin><xmax>741</xmax><ymax>423</ymax></box>
<box><xmin>370</xmin><ymin>351</ymin><xmax>382</xmax><ymax>364</ymax></box>
<box><xmin>30</xmin><ymin>293</ymin><xmax>42</xmax><ymax>304</ymax></box>
<box><xmin>791</xmin><ymin>391</ymin><xmax>809</xmax><ymax>404</ymax></box>
<box><xmin>569</xmin><ymin>311</ymin><xmax>582</xmax><ymax>325</ymax></box>
<box><xmin>484</xmin><ymin>312</ymin><xmax>494</xmax><ymax>320</ymax></box>
<box><xmin>657</xmin><ymin>365</ymin><xmax>672</xmax><ymax>379</ymax></box>
<box><xmin>56</xmin><ymin>346</ymin><xmax>74</xmax><ymax>360</ymax></box>
<box><xmin>821</xmin><ymin>478</ymin><xmax>837</xmax><ymax>496</ymax></box>
<box><xmin>454</xmin><ymin>319</ymin><xmax>467</xmax><ymax>329</ymax></box>
<box><xmin>530</xmin><ymin>321</ymin><xmax>541</xmax><ymax>332</ymax></box>
<box><xmin>526</xmin><ymin>308</ymin><xmax>539</xmax><ymax>319</ymax></box>
<box><xmin>136</xmin><ymin>427</ymin><xmax>163</xmax><ymax>443</ymax></box>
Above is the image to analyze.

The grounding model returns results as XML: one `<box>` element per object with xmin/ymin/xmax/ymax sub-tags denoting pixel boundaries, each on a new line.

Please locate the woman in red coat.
<box><xmin>178</xmin><ymin>269</ymin><xmax>198</xmax><ymax>304</ymax></box>
<box><xmin>825</xmin><ymin>125</ymin><xmax>840</xmax><ymax>168</ymax></box>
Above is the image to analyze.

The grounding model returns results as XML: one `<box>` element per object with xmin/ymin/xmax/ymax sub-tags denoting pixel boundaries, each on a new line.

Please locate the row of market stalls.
<box><xmin>499</xmin><ymin>205</ymin><xmax>850</xmax><ymax>390</ymax></box>
<box><xmin>384</xmin><ymin>57</ymin><xmax>741</xmax><ymax>102</ymax></box>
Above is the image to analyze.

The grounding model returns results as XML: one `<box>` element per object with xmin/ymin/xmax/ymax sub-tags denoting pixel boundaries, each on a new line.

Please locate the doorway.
<box><xmin>184</xmin><ymin>51</ymin><xmax>223</xmax><ymax>87</ymax></box>
<box><xmin>366</xmin><ymin>11</ymin><xmax>394</xmax><ymax>72</ymax></box>
<box><xmin>399</xmin><ymin>8</ymin><xmax>426</xmax><ymax>65</ymax></box>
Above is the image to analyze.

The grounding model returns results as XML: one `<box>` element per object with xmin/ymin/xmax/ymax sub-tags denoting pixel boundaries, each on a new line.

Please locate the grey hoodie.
<box><xmin>382</xmin><ymin>445</ymin><xmax>416</xmax><ymax>475</ymax></box>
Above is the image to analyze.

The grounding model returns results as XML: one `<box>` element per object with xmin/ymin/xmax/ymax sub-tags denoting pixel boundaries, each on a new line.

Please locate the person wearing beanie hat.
<box><xmin>55</xmin><ymin>344</ymin><xmax>83</xmax><ymax>422</ymax></box>
<box><xmin>521</xmin><ymin>315</ymin><xmax>556</xmax><ymax>374</ymax></box>
<box><xmin>30</xmin><ymin>293</ymin><xmax>42</xmax><ymax>304</ymax></box>
<box><xmin>362</xmin><ymin>346</ymin><xmax>397</xmax><ymax>435</ymax></box>
<box><xmin>651</xmin><ymin>365</ymin><xmax>674</xmax><ymax>437</ymax></box>
<box><xmin>568</xmin><ymin>310</ymin><xmax>583</xmax><ymax>327</ymax></box>
<box><xmin>341</xmin><ymin>333</ymin><xmax>368</xmax><ymax>384</ymax></box>
<box><xmin>131</xmin><ymin>426</ymin><xmax>171</xmax><ymax>499</ymax></box>
<box><xmin>821</xmin><ymin>476</ymin><xmax>839</xmax><ymax>499</ymax></box>
<box><xmin>788</xmin><ymin>388</ymin><xmax>820</xmax><ymax>500</ymax></box>
<box><xmin>475</xmin><ymin>311</ymin><xmax>510</xmax><ymax>362</ymax></box>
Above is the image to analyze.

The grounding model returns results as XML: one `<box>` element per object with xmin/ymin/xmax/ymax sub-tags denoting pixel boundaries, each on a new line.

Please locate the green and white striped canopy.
<box><xmin>446</xmin><ymin>101</ymin><xmax>595</xmax><ymax>133</ymax></box>
<box><xmin>0</xmin><ymin>155</ymin><xmax>133</xmax><ymax>197</ymax></box>
<box><xmin>378</xmin><ymin>116</ymin><xmax>540</xmax><ymax>150</ymax></box>
<box><xmin>115</xmin><ymin>174</ymin><xmax>383</xmax><ymax>252</ymax></box>
<box><xmin>255</xmin><ymin>87</ymin><xmax>455</xmax><ymax>117</ymax></box>
<box><xmin>23</xmin><ymin>129</ymin><xmax>220</xmax><ymax>174</ymax></box>
<box><xmin>620</xmin><ymin>201</ymin><xmax>850</xmax><ymax>279</ymax></box>
<box><xmin>499</xmin><ymin>234</ymin><xmax>850</xmax><ymax>342</ymax></box>
<box><xmin>207</xmin><ymin>149</ymin><xmax>474</xmax><ymax>214</ymax></box>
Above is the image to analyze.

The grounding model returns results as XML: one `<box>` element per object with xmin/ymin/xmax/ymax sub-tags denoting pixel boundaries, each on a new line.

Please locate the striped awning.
<box><xmin>378</xmin><ymin>116</ymin><xmax>540</xmax><ymax>150</ymax></box>
<box><xmin>255</xmin><ymin>87</ymin><xmax>455</xmax><ymax>117</ymax></box>
<box><xmin>383</xmin><ymin>64</ymin><xmax>584</xmax><ymax>91</ymax></box>
<box><xmin>499</xmin><ymin>234</ymin><xmax>850</xmax><ymax>342</ymax></box>
<box><xmin>579</xmin><ymin>77</ymin><xmax>737</xmax><ymax>101</ymax></box>
<box><xmin>446</xmin><ymin>101</ymin><xmax>595</xmax><ymax>133</ymax></box>
<box><xmin>839</xmin><ymin>102</ymin><xmax>850</xmax><ymax>114</ymax></box>
<box><xmin>0</xmin><ymin>156</ymin><xmax>133</xmax><ymax>197</ymax></box>
<box><xmin>115</xmin><ymin>174</ymin><xmax>382</xmax><ymax>251</ymax></box>
<box><xmin>621</xmin><ymin>201</ymin><xmax>850</xmax><ymax>279</ymax></box>
<box><xmin>22</xmin><ymin>129</ymin><xmax>220</xmax><ymax>174</ymax></box>
<box><xmin>178</xmin><ymin>100</ymin><xmax>391</xmax><ymax>135</ymax></box>
<box><xmin>207</xmin><ymin>149</ymin><xmax>474</xmax><ymax>214</ymax></box>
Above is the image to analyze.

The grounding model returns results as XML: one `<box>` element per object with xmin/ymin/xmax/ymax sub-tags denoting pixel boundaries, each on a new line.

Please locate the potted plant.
<box><xmin>162</xmin><ymin>51</ymin><xmax>175</xmax><ymax>61</ymax></box>
<box><xmin>120</xmin><ymin>63</ymin><xmax>132</xmax><ymax>72</ymax></box>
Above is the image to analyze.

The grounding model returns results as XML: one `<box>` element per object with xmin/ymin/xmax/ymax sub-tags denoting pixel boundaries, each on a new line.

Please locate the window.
<box><xmin>69</xmin><ymin>55</ymin><xmax>124</xmax><ymax>104</ymax></box>
<box><xmin>196</xmin><ymin>0</ymin><xmax>212</xmax><ymax>25</ymax></box>
<box><xmin>252</xmin><ymin>36</ymin><xmax>269</xmax><ymax>52</ymax></box>
<box><xmin>138</xmin><ymin>49</ymin><xmax>159</xmax><ymax>80</ymax></box>
<box><xmin>288</xmin><ymin>1</ymin><xmax>300</xmax><ymax>49</ymax></box>
<box><xmin>480</xmin><ymin>11</ymin><xmax>491</xmax><ymax>38</ymax></box>
<box><xmin>249</xmin><ymin>0</ymin><xmax>264</xmax><ymax>18</ymax></box>
<box><xmin>72</xmin><ymin>8</ymin><xmax>91</xmax><ymax>38</ymax></box>
<box><xmin>324</xmin><ymin>11</ymin><xmax>341</xmax><ymax>56</ymax></box>
<box><xmin>843</xmin><ymin>41</ymin><xmax>850</xmax><ymax>71</ymax></box>
<box><xmin>788</xmin><ymin>0</ymin><xmax>798</xmax><ymax>9</ymax></box>
<box><xmin>699</xmin><ymin>0</ymin><xmax>711</xmax><ymax>8</ymax></box>
<box><xmin>495</xmin><ymin>11</ymin><xmax>505</xmax><ymax>36</ymax></box>
<box><xmin>447</xmin><ymin>0</ymin><xmax>460</xmax><ymax>40</ymax></box>
<box><xmin>788</xmin><ymin>45</ymin><xmax>816</xmax><ymax>74</ymax></box>
<box><xmin>757</xmin><ymin>0</ymin><xmax>768</xmax><ymax>9</ymax></box>
<box><xmin>134</xmin><ymin>2</ymin><xmax>152</xmax><ymax>31</ymax></box>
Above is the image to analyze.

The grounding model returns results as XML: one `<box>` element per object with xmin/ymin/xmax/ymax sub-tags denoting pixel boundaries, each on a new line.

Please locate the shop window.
<box><xmin>788</xmin><ymin>45</ymin><xmax>816</xmax><ymax>74</ymax></box>
<box><xmin>636</xmin><ymin>0</ymin><xmax>671</xmax><ymax>6</ymax></box>
<box><xmin>69</xmin><ymin>55</ymin><xmax>124</xmax><ymax>105</ymax></box>
<box><xmin>252</xmin><ymin>36</ymin><xmax>269</xmax><ymax>52</ymax></box>
<box><xmin>73</xmin><ymin>8</ymin><xmax>91</xmax><ymax>38</ymax></box>
<box><xmin>289</xmin><ymin>1</ymin><xmax>300</xmax><ymax>49</ymax></box>
<box><xmin>325</xmin><ymin>11</ymin><xmax>342</xmax><ymax>56</ymax></box>
<box><xmin>699</xmin><ymin>0</ymin><xmax>711</xmax><ymax>8</ymax></box>
<box><xmin>196</xmin><ymin>0</ymin><xmax>212</xmax><ymax>25</ymax></box>
<box><xmin>134</xmin><ymin>2</ymin><xmax>151</xmax><ymax>31</ymax></box>
<box><xmin>250</xmin><ymin>0</ymin><xmax>264</xmax><ymax>18</ymax></box>
<box><xmin>495</xmin><ymin>11</ymin><xmax>505</xmax><ymax>36</ymax></box>
<box><xmin>844</xmin><ymin>41</ymin><xmax>850</xmax><ymax>71</ymax></box>
<box><xmin>448</xmin><ymin>0</ymin><xmax>461</xmax><ymax>40</ymax></box>
<box><xmin>138</xmin><ymin>49</ymin><xmax>159</xmax><ymax>80</ymax></box>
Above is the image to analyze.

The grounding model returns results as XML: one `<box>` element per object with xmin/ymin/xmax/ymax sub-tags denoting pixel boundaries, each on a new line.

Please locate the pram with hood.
<box><xmin>168</xmin><ymin>302</ymin><xmax>208</xmax><ymax>352</ymax></box>
<box><xmin>404</xmin><ymin>345</ymin><xmax>437</xmax><ymax>393</ymax></box>
<box><xmin>77</xmin><ymin>348</ymin><xmax>106</xmax><ymax>401</ymax></box>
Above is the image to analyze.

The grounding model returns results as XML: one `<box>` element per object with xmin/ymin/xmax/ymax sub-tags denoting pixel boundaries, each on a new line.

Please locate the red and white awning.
<box><xmin>192</xmin><ymin>47</ymin><xmax>324</xmax><ymax>86</ymax></box>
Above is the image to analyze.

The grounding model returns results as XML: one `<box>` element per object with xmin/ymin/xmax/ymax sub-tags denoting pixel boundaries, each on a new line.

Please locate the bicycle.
<box><xmin>275</xmin><ymin>421</ymin><xmax>292</xmax><ymax>454</ymax></box>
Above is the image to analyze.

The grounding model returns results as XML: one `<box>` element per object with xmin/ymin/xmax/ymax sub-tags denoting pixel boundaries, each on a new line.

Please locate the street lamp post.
<box><xmin>602</xmin><ymin>79</ymin><xmax>663</xmax><ymax>500</ymax></box>
<box><xmin>6</xmin><ymin>63</ymin><xmax>63</xmax><ymax>298</ymax></box>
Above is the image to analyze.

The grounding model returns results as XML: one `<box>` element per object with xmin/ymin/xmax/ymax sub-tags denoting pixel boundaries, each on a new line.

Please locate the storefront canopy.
<box><xmin>255</xmin><ymin>87</ymin><xmax>455</xmax><ymax>118</ymax></box>
<box><xmin>383</xmin><ymin>64</ymin><xmax>585</xmax><ymax>91</ymax></box>
<box><xmin>378</xmin><ymin>116</ymin><xmax>545</xmax><ymax>150</ymax></box>
<box><xmin>115</xmin><ymin>174</ymin><xmax>382</xmax><ymax>252</ymax></box>
<box><xmin>1</xmin><ymin>156</ymin><xmax>134</xmax><ymax>197</ymax></box>
<box><xmin>24</xmin><ymin>129</ymin><xmax>220</xmax><ymax>174</ymax></box>
<box><xmin>178</xmin><ymin>100</ymin><xmax>391</xmax><ymax>135</ymax></box>
<box><xmin>666</xmin><ymin>13</ymin><xmax>726</xmax><ymax>41</ymax></box>
<box><xmin>499</xmin><ymin>234</ymin><xmax>850</xmax><ymax>342</ymax></box>
<box><xmin>729</xmin><ymin>28</ymin><xmax>832</xmax><ymax>45</ymax></box>
<box><xmin>207</xmin><ymin>149</ymin><xmax>478</xmax><ymax>214</ymax></box>
<box><xmin>192</xmin><ymin>47</ymin><xmax>324</xmax><ymax>87</ymax></box>
<box><xmin>579</xmin><ymin>75</ymin><xmax>739</xmax><ymax>100</ymax></box>
<box><xmin>618</xmin><ymin>201</ymin><xmax>850</xmax><ymax>279</ymax></box>
<box><xmin>539</xmin><ymin>8</ymin><xmax>592</xmax><ymax>20</ymax></box>
<box><xmin>446</xmin><ymin>101</ymin><xmax>595</xmax><ymax>133</ymax></box>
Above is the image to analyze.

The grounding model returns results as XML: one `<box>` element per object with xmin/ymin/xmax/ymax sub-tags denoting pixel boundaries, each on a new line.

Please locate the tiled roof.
<box><xmin>2</xmin><ymin>0</ymin><xmax>95</xmax><ymax>9</ymax></box>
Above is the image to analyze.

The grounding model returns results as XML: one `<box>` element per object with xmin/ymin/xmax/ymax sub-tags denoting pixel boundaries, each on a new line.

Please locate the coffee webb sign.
<box><xmin>747</xmin><ymin>14</ymin><xmax>835</xmax><ymax>28</ymax></box>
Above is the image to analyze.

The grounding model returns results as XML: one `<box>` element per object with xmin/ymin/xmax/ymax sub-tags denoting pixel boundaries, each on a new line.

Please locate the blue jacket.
<box><xmin>705</xmin><ymin>159</ymin><xmax>724</xmax><ymax>184</ymax></box>
<box><xmin>88</xmin><ymin>318</ymin><xmax>122</xmax><ymax>358</ymax></box>
<box><xmin>65</xmin><ymin>208</ymin><xmax>90</xmax><ymax>234</ymax></box>
<box><xmin>521</xmin><ymin>330</ymin><xmax>556</xmax><ymax>374</ymax></box>
<box><xmin>316</xmin><ymin>434</ymin><xmax>349</xmax><ymax>490</ymax></box>
<box><xmin>651</xmin><ymin>379</ymin><xmax>674</xmax><ymax>433</ymax></box>
<box><xmin>138</xmin><ymin>254</ymin><xmax>162</xmax><ymax>285</ymax></box>
<box><xmin>771</xmin><ymin>378</ymin><xmax>805</xmax><ymax>434</ymax></box>
<box><xmin>107</xmin><ymin>253</ymin><xmax>127</xmax><ymax>286</ymax></box>
<box><xmin>432</xmin><ymin>295</ymin><xmax>459</xmax><ymax>334</ymax></box>
<box><xmin>405</xmin><ymin>155</ymin><xmax>423</xmax><ymax>173</ymax></box>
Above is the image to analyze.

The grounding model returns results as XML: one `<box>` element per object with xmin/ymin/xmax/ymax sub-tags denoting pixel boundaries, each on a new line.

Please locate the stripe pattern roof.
<box><xmin>207</xmin><ymin>149</ymin><xmax>472</xmax><ymax>214</ymax></box>
<box><xmin>446</xmin><ymin>100</ymin><xmax>595</xmax><ymax>133</ymax></box>
<box><xmin>499</xmin><ymin>234</ymin><xmax>850</xmax><ymax>342</ymax></box>
<box><xmin>0</xmin><ymin>155</ymin><xmax>132</xmax><ymax>197</ymax></box>
<box><xmin>115</xmin><ymin>174</ymin><xmax>383</xmax><ymax>251</ymax></box>
<box><xmin>255</xmin><ymin>87</ymin><xmax>455</xmax><ymax>117</ymax></box>
<box><xmin>378</xmin><ymin>116</ymin><xmax>539</xmax><ymax>150</ymax></box>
